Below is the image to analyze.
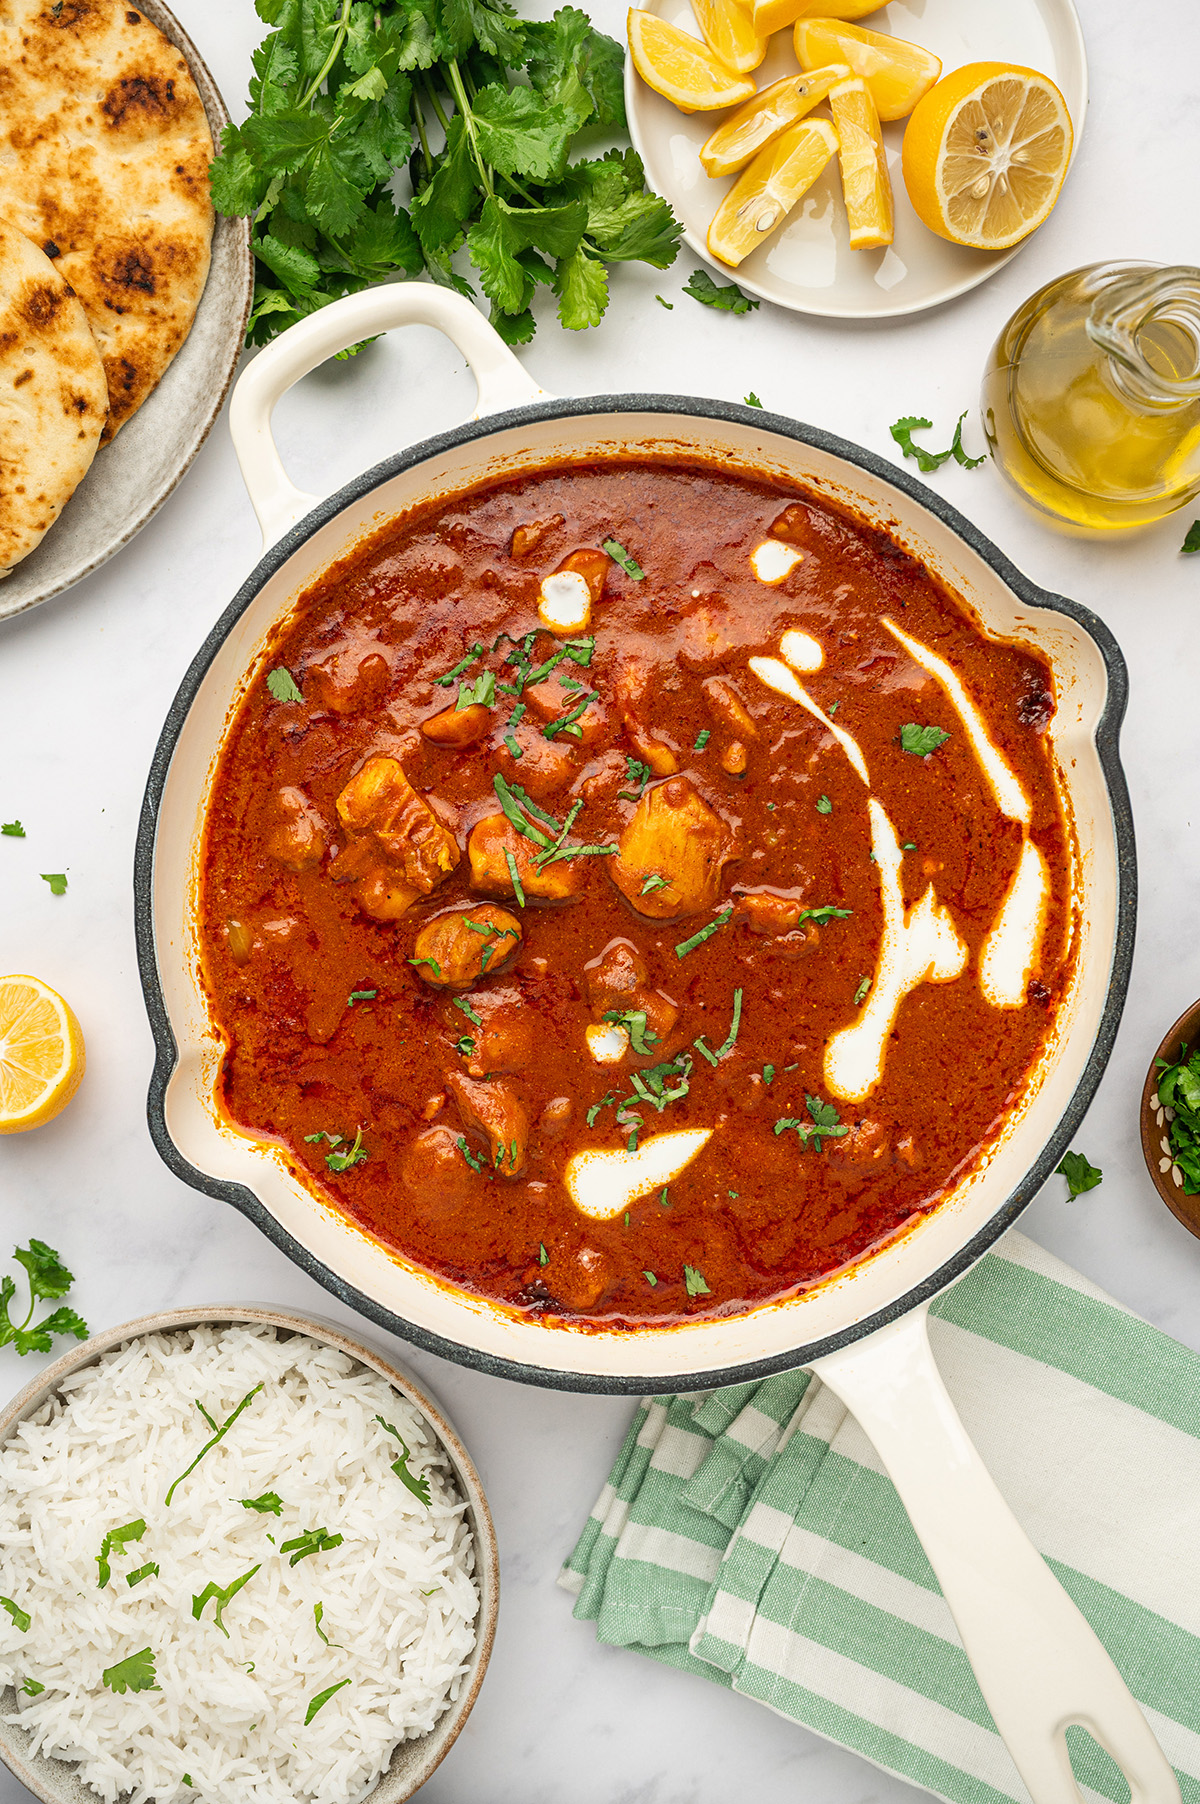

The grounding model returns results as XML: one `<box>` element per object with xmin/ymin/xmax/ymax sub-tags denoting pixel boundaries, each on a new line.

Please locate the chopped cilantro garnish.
<box><xmin>656</xmin><ymin>295</ymin><xmax>673</xmax><ymax>309</ymax></box>
<box><xmin>266</xmin><ymin>666</ymin><xmax>303</xmax><ymax>704</ymax></box>
<box><xmin>903</xmin><ymin>841</ymin><xmax>917</xmax><ymax>852</ymax></box>
<box><xmin>542</xmin><ymin>687</ymin><xmax>598</xmax><ymax>740</ymax></box>
<box><xmin>775</xmin><ymin>1094</ymin><xmax>849</xmax><ymax>1152</ymax></box>
<box><xmin>744</xmin><ymin>392</ymin><xmax>763</xmax><ymax>408</ymax></box>
<box><xmin>693</xmin><ymin>729</ymin><xmax>710</xmax><ymax>750</ymax></box>
<box><xmin>587</xmin><ymin>1092</ymin><xmax>616</xmax><ymax>1127</ymax></box>
<box><xmin>659</xmin><ymin>1187</ymin><xmax>670</xmax><ymax>1208</ymax></box>
<box><xmin>854</xmin><ymin>977</ymin><xmax>871</xmax><ymax>1006</ymax></box>
<box><xmin>280</xmin><ymin>1528</ymin><xmax>344</xmax><ymax>1567</ymax></box>
<box><xmin>675</xmin><ymin>908</ymin><xmax>733</xmax><ymax>959</ymax></box>
<box><xmin>457</xmin><ymin>1137</ymin><xmax>487</xmax><ymax>1175</ymax></box>
<box><xmin>684</xmin><ymin>268</ymin><xmax>758</xmax><ymax>314</ymax></box>
<box><xmin>347</xmin><ymin>989</ymin><xmax>377</xmax><ymax>1006</ymax></box>
<box><xmin>376</xmin><ymin>1415</ymin><xmax>432</xmax><ymax>1506</ymax></box>
<box><xmin>602</xmin><ymin>1009</ymin><xmax>660</xmax><ymax>1056</ymax></box>
<box><xmin>493</xmin><ymin>773</ymin><xmax>553</xmax><ymax>849</ymax></box>
<box><xmin>900</xmin><ymin>723</ymin><xmax>951</xmax><ymax>756</ymax></box>
<box><xmin>313</xmin><ymin>1601</ymin><xmax>342</xmax><ymax>1647</ymax></box>
<box><xmin>0</xmin><ymin>1597</ymin><xmax>30</xmax><ymax>1632</ymax></box>
<box><xmin>644</xmin><ymin>1271</ymin><xmax>658</xmax><ymax>1286</ymax></box>
<box><xmin>763</xmin><ymin>1064</ymin><xmax>775</xmax><ymax>1084</ymax></box>
<box><xmin>306</xmin><ymin>1126</ymin><xmax>367</xmax><ymax>1172</ymax></box>
<box><xmin>165</xmin><ymin>1383</ymin><xmax>264</xmax><ymax>1507</ymax></box>
<box><xmin>20</xmin><ymin>1677</ymin><xmax>44</xmax><ymax>1695</ymax></box>
<box><xmin>126</xmin><ymin>1562</ymin><xmax>159</xmax><ymax>1589</ymax></box>
<box><xmin>539</xmin><ymin>1243</ymin><xmax>549</xmax><ymax>1265</ymax></box>
<box><xmin>1182</xmin><ymin>522</ymin><xmax>1200</xmax><ymax>554</ymax></box>
<box><xmin>1154</xmin><ymin>1043</ymin><xmax>1200</xmax><ymax>1194</ymax></box>
<box><xmin>602</xmin><ymin>538</ymin><xmax>644</xmax><ymax>580</ymax></box>
<box><xmin>1</xmin><ymin>821</ymin><xmax>25</xmax><ymax>837</ymax></box>
<box><xmin>96</xmin><ymin>1519</ymin><xmax>146</xmax><ymax>1588</ymax></box>
<box><xmin>101</xmin><ymin>1648</ymin><xmax>158</xmax><ymax>1694</ymax></box>
<box><xmin>816</xmin><ymin>795</ymin><xmax>832</xmax><ymax>814</ymax></box>
<box><xmin>408</xmin><ymin>955</ymin><xmax>442</xmax><ymax>977</ymax></box>
<box><xmin>798</xmin><ymin>905</ymin><xmax>852</xmax><ymax>926</ymax></box>
<box><xmin>694</xmin><ymin>989</ymin><xmax>743</xmax><ymax>1065</ymax></box>
<box><xmin>40</xmin><ymin>872</ymin><xmax>67</xmax><ymax>895</ymax></box>
<box><xmin>0</xmin><ymin>1239</ymin><xmax>88</xmax><ymax>1356</ymax></box>
<box><xmin>1056</xmin><ymin>1150</ymin><xmax>1103</xmax><ymax>1198</ymax></box>
<box><xmin>641</xmin><ymin>873</ymin><xmax>669</xmax><ymax>895</ymax></box>
<box><xmin>305</xmin><ymin>1679</ymin><xmax>351</xmax><ymax>1725</ymax></box>
<box><xmin>455</xmin><ymin>1035</ymin><xmax>476</xmax><ymax>1058</ymax></box>
<box><xmin>453</xmin><ymin>996</ymin><xmax>483</xmax><ymax>1028</ymax></box>
<box><xmin>619</xmin><ymin>757</ymin><xmax>652</xmax><ymax>802</ymax></box>
<box><xmin>192</xmin><ymin>1566</ymin><xmax>261</xmax><ymax>1634</ymax></box>
<box><xmin>433</xmin><ymin>643</ymin><xmax>484</xmax><ymax>688</ymax></box>
<box><xmin>456</xmin><ymin>670</ymin><xmax>495</xmax><ymax>710</ymax></box>
<box><xmin>683</xmin><ymin>1265</ymin><xmax>711</xmax><ymax>1297</ymax></box>
<box><xmin>505</xmin><ymin>848</ymin><xmax>526</xmax><ymax>907</ymax></box>
<box><xmin>890</xmin><ymin>413</ymin><xmax>984</xmax><ymax>473</ymax></box>
<box><xmin>240</xmin><ymin>1492</ymin><xmax>283</xmax><ymax>1515</ymax></box>
<box><xmin>628</xmin><ymin>1053</ymin><xmax>692</xmax><ymax>1113</ymax></box>
<box><xmin>503</xmin><ymin>732</ymin><xmax>523</xmax><ymax>758</ymax></box>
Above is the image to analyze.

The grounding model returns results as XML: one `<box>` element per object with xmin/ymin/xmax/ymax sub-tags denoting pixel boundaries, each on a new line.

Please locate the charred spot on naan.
<box><xmin>102</xmin><ymin>72</ymin><xmax>189</xmax><ymax>135</ymax></box>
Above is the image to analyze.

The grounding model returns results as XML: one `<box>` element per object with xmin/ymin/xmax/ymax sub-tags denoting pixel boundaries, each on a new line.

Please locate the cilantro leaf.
<box><xmin>325</xmin><ymin>1125</ymin><xmax>368</xmax><ymax>1172</ymax></box>
<box><xmin>165</xmin><ymin>1383</ymin><xmax>264</xmax><ymax>1507</ymax></box>
<box><xmin>1</xmin><ymin>821</ymin><xmax>24</xmax><ymax>838</ymax></box>
<box><xmin>240</xmin><ymin>1492</ymin><xmax>283</xmax><ymax>1515</ymax></box>
<box><xmin>900</xmin><ymin>723</ymin><xmax>951</xmax><ymax>757</ymax></box>
<box><xmin>816</xmin><ymin>795</ymin><xmax>832</xmax><ymax>814</ymax></box>
<box><xmin>375</xmin><ymin>1414</ymin><xmax>433</xmax><ymax>1506</ymax></box>
<box><xmin>684</xmin><ymin>268</ymin><xmax>758</xmax><ymax>314</ymax></box>
<box><xmin>21</xmin><ymin>1677</ymin><xmax>44</xmax><ymax>1695</ymax></box>
<box><xmin>193</xmin><ymin>1565</ymin><xmax>261</xmax><ymax>1635</ymax></box>
<box><xmin>602</xmin><ymin>1009</ymin><xmax>660</xmax><ymax>1056</ymax></box>
<box><xmin>744</xmin><ymin>392</ymin><xmax>763</xmax><ymax>407</ymax></box>
<box><xmin>266</xmin><ymin>665</ymin><xmax>303</xmax><ymax>704</ymax></box>
<box><xmin>1056</xmin><ymin>1151</ymin><xmax>1102</xmax><ymax>1198</ymax></box>
<box><xmin>96</xmin><ymin>1519</ymin><xmax>147</xmax><ymax>1588</ymax></box>
<box><xmin>279</xmin><ymin>1528</ymin><xmax>344</xmax><ymax>1566</ymax></box>
<box><xmin>0</xmin><ymin>1597</ymin><xmax>30</xmax><ymax>1632</ymax></box>
<box><xmin>0</xmin><ymin>1241</ymin><xmax>88</xmax><ymax>1357</ymax></box>
<box><xmin>683</xmin><ymin>1265</ymin><xmax>711</xmax><ymax>1297</ymax></box>
<box><xmin>602</xmin><ymin>538</ymin><xmax>644</xmax><ymax>580</ymax></box>
<box><xmin>40</xmin><ymin>873</ymin><xmax>67</xmax><ymax>896</ymax></box>
<box><xmin>102</xmin><ymin>1648</ymin><xmax>159</xmax><ymax>1695</ymax></box>
<box><xmin>675</xmin><ymin>908</ymin><xmax>733</xmax><ymax>959</ymax></box>
<box><xmin>1182</xmin><ymin>521</ymin><xmax>1200</xmax><ymax>554</ymax></box>
<box><xmin>890</xmin><ymin>412</ymin><xmax>983</xmax><ymax>473</ymax></box>
<box><xmin>305</xmin><ymin>1677</ymin><xmax>351</xmax><ymax>1724</ymax></box>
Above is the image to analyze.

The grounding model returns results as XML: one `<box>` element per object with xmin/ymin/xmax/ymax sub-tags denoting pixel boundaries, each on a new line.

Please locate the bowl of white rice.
<box><xmin>0</xmin><ymin>1307</ymin><xmax>498</xmax><ymax>1804</ymax></box>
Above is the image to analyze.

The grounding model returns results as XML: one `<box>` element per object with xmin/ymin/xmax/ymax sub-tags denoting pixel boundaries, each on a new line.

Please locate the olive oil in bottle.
<box><xmin>981</xmin><ymin>262</ymin><xmax>1200</xmax><ymax>531</ymax></box>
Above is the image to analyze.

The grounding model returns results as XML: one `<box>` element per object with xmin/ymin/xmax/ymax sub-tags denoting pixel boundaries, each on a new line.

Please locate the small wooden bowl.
<box><xmin>1140</xmin><ymin>998</ymin><xmax>1200</xmax><ymax>1239</ymax></box>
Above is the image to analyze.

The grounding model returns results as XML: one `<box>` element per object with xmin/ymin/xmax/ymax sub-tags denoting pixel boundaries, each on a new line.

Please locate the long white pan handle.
<box><xmin>812</xmin><ymin>1307</ymin><xmax>1180</xmax><ymax>1804</ymax></box>
<box><xmin>228</xmin><ymin>284</ymin><xmax>549</xmax><ymax>549</ymax></box>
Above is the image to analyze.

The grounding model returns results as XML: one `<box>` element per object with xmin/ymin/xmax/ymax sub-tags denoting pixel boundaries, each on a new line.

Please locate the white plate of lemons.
<box><xmin>625</xmin><ymin>0</ymin><xmax>1087</xmax><ymax>318</ymax></box>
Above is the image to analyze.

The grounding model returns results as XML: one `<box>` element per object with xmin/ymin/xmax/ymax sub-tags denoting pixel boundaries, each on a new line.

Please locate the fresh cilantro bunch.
<box><xmin>210</xmin><ymin>0</ymin><xmax>682</xmax><ymax>346</ymax></box>
<box><xmin>0</xmin><ymin>1241</ymin><xmax>88</xmax><ymax>1356</ymax></box>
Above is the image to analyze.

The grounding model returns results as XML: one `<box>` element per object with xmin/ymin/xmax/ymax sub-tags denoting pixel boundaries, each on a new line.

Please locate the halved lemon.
<box><xmin>829</xmin><ymin>74</ymin><xmax>892</xmax><ymax>249</ymax></box>
<box><xmin>708</xmin><ymin>116</ymin><xmax>838</xmax><ymax>267</ymax></box>
<box><xmin>901</xmin><ymin>62</ymin><xmax>1073</xmax><ymax>249</ymax></box>
<box><xmin>690</xmin><ymin>0</ymin><xmax>767</xmax><ymax>76</ymax></box>
<box><xmin>747</xmin><ymin>0</ymin><xmax>878</xmax><ymax>35</ymax></box>
<box><xmin>700</xmin><ymin>65</ymin><xmax>850</xmax><ymax>177</ymax></box>
<box><xmin>0</xmin><ymin>975</ymin><xmax>85</xmax><ymax>1134</ymax></box>
<box><xmin>627</xmin><ymin>10</ymin><xmax>756</xmax><ymax>111</ymax></box>
<box><xmin>794</xmin><ymin>18</ymin><xmax>941</xmax><ymax>122</ymax></box>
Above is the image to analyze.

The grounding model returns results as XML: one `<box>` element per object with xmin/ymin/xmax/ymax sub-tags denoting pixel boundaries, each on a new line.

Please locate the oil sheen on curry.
<box><xmin>198</xmin><ymin>460</ymin><xmax>1073</xmax><ymax>1327</ymax></box>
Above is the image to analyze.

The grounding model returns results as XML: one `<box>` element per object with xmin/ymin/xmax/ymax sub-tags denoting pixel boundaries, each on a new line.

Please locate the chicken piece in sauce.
<box><xmin>583</xmin><ymin>938</ymin><xmax>680</xmax><ymax>1051</ymax></box>
<box><xmin>468</xmin><ymin>813</ymin><xmax>587</xmax><ymax>902</ymax></box>
<box><xmin>421</xmin><ymin>701</ymin><xmax>492</xmax><ymax>747</ymax></box>
<box><xmin>611</xmin><ymin>777</ymin><xmax>738</xmax><ymax>919</ymax></box>
<box><xmin>411</xmin><ymin>904</ymin><xmax>522</xmax><ymax>991</ymax></box>
<box><xmin>615</xmin><ymin>658</ymin><xmax>678</xmax><ymax>775</ymax></box>
<box><xmin>306</xmin><ymin>646</ymin><xmax>391</xmax><ymax>716</ymax></box>
<box><xmin>400</xmin><ymin>1126</ymin><xmax>478</xmax><ymax>1216</ymax></box>
<box><xmin>447</xmin><ymin>1070</ymin><xmax>529</xmax><ymax>1177</ymax></box>
<box><xmin>463</xmin><ymin>994</ymin><xmax>536</xmax><ymax>1077</ymax></box>
<box><xmin>266</xmin><ymin>787</ymin><xmax>327</xmax><ymax>873</ymax></box>
<box><xmin>332</xmin><ymin>756</ymin><xmax>460</xmax><ymax>921</ymax></box>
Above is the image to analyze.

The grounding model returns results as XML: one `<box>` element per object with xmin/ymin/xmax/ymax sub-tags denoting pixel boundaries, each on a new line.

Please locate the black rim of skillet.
<box><xmin>134</xmin><ymin>393</ymin><xmax>1137</xmax><ymax>1395</ymax></box>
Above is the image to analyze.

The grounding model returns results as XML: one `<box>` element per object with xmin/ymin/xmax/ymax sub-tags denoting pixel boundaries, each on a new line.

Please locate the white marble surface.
<box><xmin>3</xmin><ymin>1</ymin><xmax>1200</xmax><ymax>1798</ymax></box>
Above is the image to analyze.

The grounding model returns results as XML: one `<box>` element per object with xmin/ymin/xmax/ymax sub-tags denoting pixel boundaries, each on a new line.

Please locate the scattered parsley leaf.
<box><xmin>165</xmin><ymin>1383</ymin><xmax>264</xmax><ymax>1506</ymax></box>
<box><xmin>684</xmin><ymin>268</ymin><xmax>758</xmax><ymax>314</ymax></box>
<box><xmin>1</xmin><ymin>821</ymin><xmax>24</xmax><ymax>838</ymax></box>
<box><xmin>40</xmin><ymin>873</ymin><xmax>67</xmax><ymax>896</ymax></box>
<box><xmin>683</xmin><ymin>1264</ymin><xmax>711</xmax><ymax>1297</ymax></box>
<box><xmin>1181</xmin><ymin>522</ymin><xmax>1200</xmax><ymax>554</ymax></box>
<box><xmin>0</xmin><ymin>1241</ymin><xmax>88</xmax><ymax>1356</ymax></box>
<box><xmin>641</xmin><ymin>873</ymin><xmax>669</xmax><ymax>895</ymax></box>
<box><xmin>96</xmin><ymin>1519</ymin><xmax>146</xmax><ymax>1588</ymax></box>
<box><xmin>457</xmin><ymin>670</ymin><xmax>496</xmax><ymax>710</ymax></box>
<box><xmin>126</xmin><ymin>1562</ymin><xmax>159</xmax><ymax>1589</ymax></box>
<box><xmin>602</xmin><ymin>538</ymin><xmax>644</xmax><ymax>580</ymax></box>
<box><xmin>506</xmin><ymin>847</ymin><xmax>527</xmax><ymax>906</ymax></box>
<box><xmin>313</xmin><ymin>1602</ymin><xmax>342</xmax><ymax>1647</ymax></box>
<box><xmin>305</xmin><ymin>1678</ymin><xmax>351</xmax><ymax>1725</ymax></box>
<box><xmin>453</xmin><ymin>996</ymin><xmax>483</xmax><ymax>1028</ymax></box>
<box><xmin>618</xmin><ymin>757</ymin><xmax>653</xmax><ymax>802</ymax></box>
<box><xmin>266</xmin><ymin>666</ymin><xmax>303</xmax><ymax>704</ymax></box>
<box><xmin>0</xmin><ymin>1597</ymin><xmax>30</xmax><ymax>1632</ymax></box>
<box><xmin>693</xmin><ymin>729</ymin><xmax>710</xmax><ymax>750</ymax></box>
<box><xmin>816</xmin><ymin>795</ymin><xmax>832</xmax><ymax>814</ymax></box>
<box><xmin>587</xmin><ymin>1092</ymin><xmax>615</xmax><ymax>1127</ymax></box>
<box><xmin>775</xmin><ymin>1094</ymin><xmax>850</xmax><ymax>1152</ymax></box>
<box><xmin>347</xmin><ymin>989</ymin><xmax>377</xmax><ymax>1006</ymax></box>
<box><xmin>675</xmin><ymin>907</ymin><xmax>733</xmax><ymax>960</ymax></box>
<box><xmin>602</xmin><ymin>1009</ymin><xmax>660</xmax><ymax>1055</ymax></box>
<box><xmin>240</xmin><ymin>1492</ymin><xmax>283</xmax><ymax>1515</ymax></box>
<box><xmin>101</xmin><ymin>1648</ymin><xmax>158</xmax><ymax>1694</ymax></box>
<box><xmin>325</xmin><ymin>1125</ymin><xmax>368</xmax><ymax>1172</ymax></box>
<box><xmin>280</xmin><ymin>1529</ymin><xmax>344</xmax><ymax>1567</ymax></box>
<box><xmin>20</xmin><ymin>1678</ymin><xmax>44</xmax><ymax>1695</ymax></box>
<box><xmin>375</xmin><ymin>1416</ymin><xmax>432</xmax><ymax>1506</ymax></box>
<box><xmin>1056</xmin><ymin>1150</ymin><xmax>1102</xmax><ymax>1198</ymax></box>
<box><xmin>900</xmin><ymin>723</ymin><xmax>951</xmax><ymax>757</ymax></box>
<box><xmin>890</xmin><ymin>412</ymin><xmax>983</xmax><ymax>473</ymax></box>
<box><xmin>457</xmin><ymin>1136</ymin><xmax>488</xmax><ymax>1176</ymax></box>
<box><xmin>744</xmin><ymin>392</ymin><xmax>763</xmax><ymax>408</ymax></box>
<box><xmin>694</xmin><ymin>989</ymin><xmax>742</xmax><ymax>1065</ymax></box>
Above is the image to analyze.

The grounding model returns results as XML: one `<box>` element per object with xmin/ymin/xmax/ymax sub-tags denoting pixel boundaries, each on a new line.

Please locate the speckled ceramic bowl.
<box><xmin>0</xmin><ymin>1</ymin><xmax>253</xmax><ymax>624</ymax></box>
<box><xmin>0</xmin><ymin>1305</ymin><xmax>498</xmax><ymax>1804</ymax></box>
<box><xmin>1140</xmin><ymin>999</ymin><xmax>1200</xmax><ymax>1241</ymax></box>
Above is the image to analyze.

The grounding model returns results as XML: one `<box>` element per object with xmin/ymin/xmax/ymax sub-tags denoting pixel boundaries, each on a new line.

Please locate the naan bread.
<box><xmin>0</xmin><ymin>0</ymin><xmax>215</xmax><ymax>441</ymax></box>
<box><xmin>0</xmin><ymin>217</ymin><xmax>108</xmax><ymax>576</ymax></box>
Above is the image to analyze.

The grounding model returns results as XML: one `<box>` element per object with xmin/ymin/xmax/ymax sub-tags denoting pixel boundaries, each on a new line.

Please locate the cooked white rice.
<box><xmin>0</xmin><ymin>1326</ymin><xmax>479</xmax><ymax>1804</ymax></box>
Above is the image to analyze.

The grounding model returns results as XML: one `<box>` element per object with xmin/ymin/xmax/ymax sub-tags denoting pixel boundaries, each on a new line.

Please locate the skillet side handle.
<box><xmin>811</xmin><ymin>1308</ymin><xmax>1180</xmax><ymax>1804</ymax></box>
<box><xmin>228</xmin><ymin>284</ymin><xmax>549</xmax><ymax>549</ymax></box>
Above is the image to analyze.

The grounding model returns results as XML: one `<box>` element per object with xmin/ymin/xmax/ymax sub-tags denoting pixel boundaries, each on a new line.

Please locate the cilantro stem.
<box><xmin>299</xmin><ymin>0</ymin><xmax>353</xmax><ymax>108</ymax></box>
<box><xmin>446</xmin><ymin>60</ymin><xmax>493</xmax><ymax>199</ymax></box>
<box><xmin>421</xmin><ymin>76</ymin><xmax>451</xmax><ymax>138</ymax></box>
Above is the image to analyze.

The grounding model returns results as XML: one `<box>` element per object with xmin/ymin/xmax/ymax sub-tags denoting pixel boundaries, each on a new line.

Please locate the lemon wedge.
<box><xmin>829</xmin><ymin>74</ymin><xmax>893</xmax><ymax>249</ymax></box>
<box><xmin>700</xmin><ymin>64</ymin><xmax>850</xmax><ymax>177</ymax></box>
<box><xmin>628</xmin><ymin>10</ymin><xmax>756</xmax><ymax>111</ymax></box>
<box><xmin>747</xmin><ymin>0</ymin><xmax>878</xmax><ymax>34</ymax></box>
<box><xmin>690</xmin><ymin>0</ymin><xmax>767</xmax><ymax>75</ymax></box>
<box><xmin>901</xmin><ymin>62</ymin><xmax>1073</xmax><ymax>249</ymax></box>
<box><xmin>708</xmin><ymin>116</ymin><xmax>838</xmax><ymax>267</ymax></box>
<box><xmin>0</xmin><ymin>974</ymin><xmax>85</xmax><ymax>1135</ymax></box>
<box><xmin>794</xmin><ymin>18</ymin><xmax>942</xmax><ymax>122</ymax></box>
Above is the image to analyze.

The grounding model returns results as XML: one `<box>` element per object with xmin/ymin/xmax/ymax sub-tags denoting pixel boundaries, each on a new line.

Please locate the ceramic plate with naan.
<box><xmin>0</xmin><ymin>217</ymin><xmax>108</xmax><ymax>576</ymax></box>
<box><xmin>0</xmin><ymin>0</ymin><xmax>215</xmax><ymax>442</ymax></box>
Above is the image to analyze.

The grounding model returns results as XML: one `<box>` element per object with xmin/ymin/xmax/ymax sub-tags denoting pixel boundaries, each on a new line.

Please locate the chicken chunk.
<box><xmin>550</xmin><ymin>1246</ymin><xmax>612</xmax><ymax>1311</ymax></box>
<box><xmin>265</xmin><ymin>787</ymin><xmax>327</xmax><ymax>873</ymax></box>
<box><xmin>492</xmin><ymin>723</ymin><xmax>577</xmax><ymax>800</ymax></box>
<box><xmin>584</xmin><ymin>938</ymin><xmax>648</xmax><ymax>1009</ymax></box>
<box><xmin>826</xmin><ymin>1119</ymin><xmax>891</xmax><ymax>1179</ymax></box>
<box><xmin>522</xmin><ymin>682</ymin><xmax>608</xmax><ymax>751</ymax></box>
<box><xmin>400</xmin><ymin>1126</ymin><xmax>478</xmax><ymax>1216</ymax></box>
<box><xmin>447</xmin><ymin>1071</ymin><xmax>529</xmax><ymax>1177</ymax></box>
<box><xmin>616</xmin><ymin>658</ymin><xmax>678</xmax><ymax>776</ymax></box>
<box><xmin>468</xmin><ymin>813</ymin><xmax>588</xmax><ymax>903</ymax></box>
<box><xmin>511</xmin><ymin>515</ymin><xmax>564</xmax><ymax>558</ymax></box>
<box><xmin>307</xmin><ymin>647</ymin><xmax>391</xmax><ymax>716</ymax></box>
<box><xmin>610</xmin><ymin>778</ymin><xmax>738</xmax><ymax>919</ymax></box>
<box><xmin>410</xmin><ymin>905</ymin><xmax>522</xmax><ymax>991</ymax></box>
<box><xmin>332</xmin><ymin>756</ymin><xmax>460</xmax><ymax>921</ymax></box>
<box><xmin>770</xmin><ymin>503</ymin><xmax>809</xmax><ymax>543</ymax></box>
<box><xmin>734</xmin><ymin>891</ymin><xmax>804</xmax><ymax>936</ymax></box>
<box><xmin>702</xmin><ymin>676</ymin><xmax>759</xmax><ymax>740</ymax></box>
<box><xmin>464</xmin><ymin>1000</ymin><xmax>536</xmax><ymax>1077</ymax></box>
<box><xmin>421</xmin><ymin>701</ymin><xmax>492</xmax><ymax>747</ymax></box>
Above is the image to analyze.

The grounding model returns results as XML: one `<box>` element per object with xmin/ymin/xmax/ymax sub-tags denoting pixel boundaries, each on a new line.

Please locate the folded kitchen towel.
<box><xmin>559</xmin><ymin>1231</ymin><xmax>1200</xmax><ymax>1804</ymax></box>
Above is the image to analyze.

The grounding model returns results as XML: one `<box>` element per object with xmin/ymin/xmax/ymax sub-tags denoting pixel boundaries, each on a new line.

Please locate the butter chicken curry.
<box><xmin>198</xmin><ymin>459</ymin><xmax>1073</xmax><ymax>1326</ymax></box>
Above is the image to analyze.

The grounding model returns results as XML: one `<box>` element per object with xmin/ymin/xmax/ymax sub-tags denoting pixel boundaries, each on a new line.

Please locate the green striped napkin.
<box><xmin>560</xmin><ymin>1232</ymin><xmax>1200</xmax><ymax>1804</ymax></box>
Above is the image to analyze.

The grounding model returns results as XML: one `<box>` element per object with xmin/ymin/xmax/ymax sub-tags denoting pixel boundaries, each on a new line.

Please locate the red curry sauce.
<box><xmin>198</xmin><ymin>460</ymin><xmax>1073</xmax><ymax>1326</ymax></box>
